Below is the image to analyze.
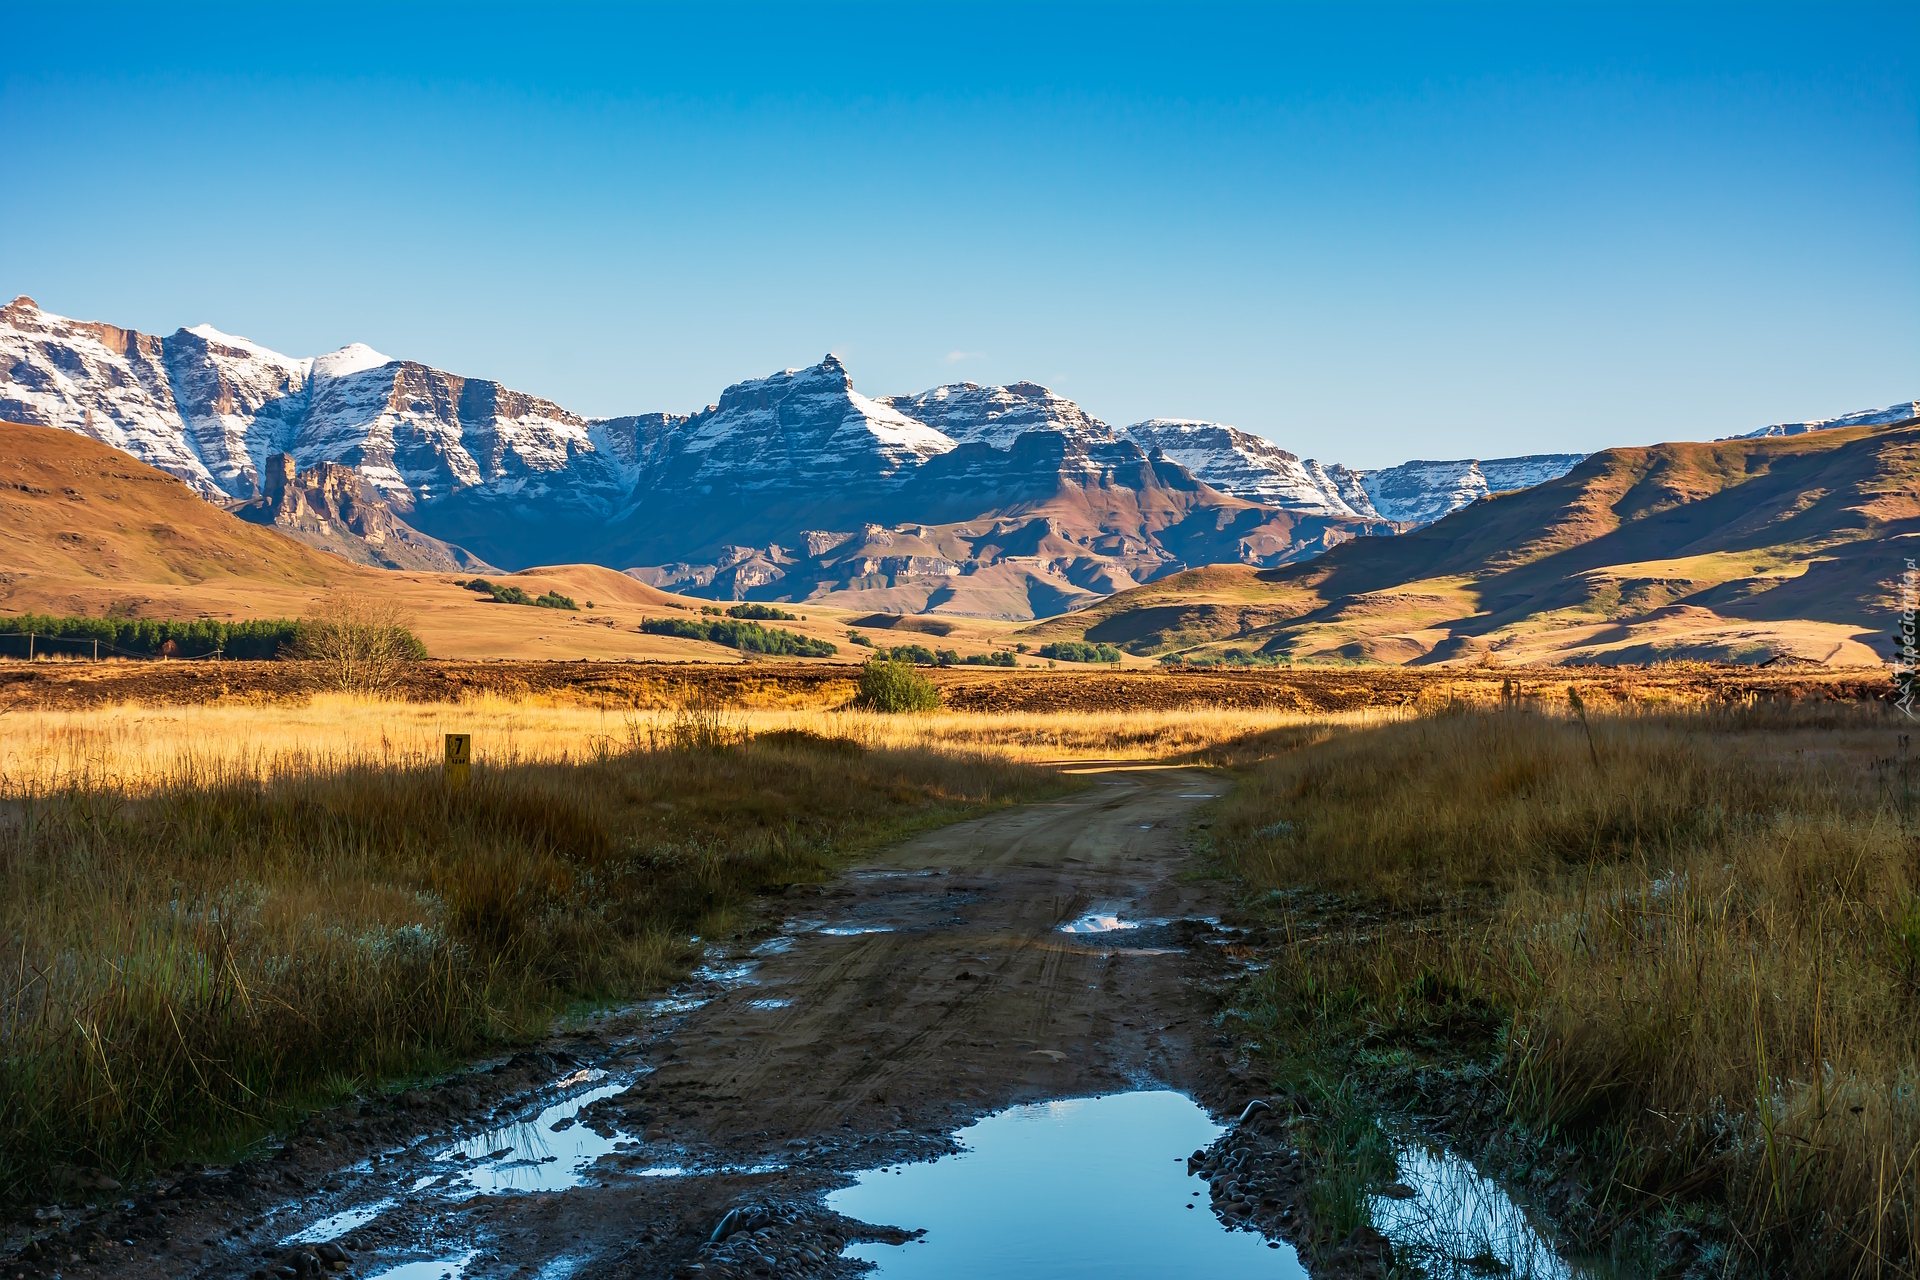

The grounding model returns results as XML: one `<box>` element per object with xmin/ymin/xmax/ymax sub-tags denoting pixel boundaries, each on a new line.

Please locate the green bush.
<box><xmin>640</xmin><ymin>617</ymin><xmax>836</xmax><ymax>657</ymax></box>
<box><xmin>1037</xmin><ymin>640</ymin><xmax>1123</xmax><ymax>664</ymax></box>
<box><xmin>459</xmin><ymin>578</ymin><xmax>577</xmax><ymax>610</ymax></box>
<box><xmin>855</xmin><ymin>658</ymin><xmax>942</xmax><ymax>712</ymax></box>
<box><xmin>727</xmin><ymin>603</ymin><xmax>797</xmax><ymax>621</ymax></box>
<box><xmin>963</xmin><ymin>650</ymin><xmax>1017</xmax><ymax>667</ymax></box>
<box><xmin>879</xmin><ymin>642</ymin><xmax>940</xmax><ymax>666</ymax></box>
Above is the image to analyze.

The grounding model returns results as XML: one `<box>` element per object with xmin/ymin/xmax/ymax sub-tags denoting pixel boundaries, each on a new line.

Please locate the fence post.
<box><xmin>445</xmin><ymin>734</ymin><xmax>471</xmax><ymax>790</ymax></box>
<box><xmin>26</xmin><ymin>633</ymin><xmax>32</xmax><ymax>661</ymax></box>
<box><xmin>94</xmin><ymin>638</ymin><xmax>99</xmax><ymax>661</ymax></box>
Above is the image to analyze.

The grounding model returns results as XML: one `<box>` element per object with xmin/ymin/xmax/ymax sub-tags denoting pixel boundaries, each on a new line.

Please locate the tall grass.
<box><xmin>0</xmin><ymin>720</ymin><xmax>1065</xmax><ymax>1197</ymax></box>
<box><xmin>0</xmin><ymin>695</ymin><xmax>1395</xmax><ymax>788</ymax></box>
<box><xmin>1212</xmin><ymin>704</ymin><xmax>1919</xmax><ymax>1277</ymax></box>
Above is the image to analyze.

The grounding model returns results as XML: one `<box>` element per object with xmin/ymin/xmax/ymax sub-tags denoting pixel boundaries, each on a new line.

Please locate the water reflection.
<box><xmin>443</xmin><ymin>1082</ymin><xmax>630</xmax><ymax>1194</ymax></box>
<box><xmin>283</xmin><ymin>1199</ymin><xmax>393</xmax><ymax>1244</ymax></box>
<box><xmin>1375</xmin><ymin>1138</ymin><xmax>1617</xmax><ymax>1279</ymax></box>
<box><xmin>365</xmin><ymin>1250</ymin><xmax>477</xmax><ymax>1280</ymax></box>
<box><xmin>828</xmin><ymin>1091</ymin><xmax>1305</xmax><ymax>1279</ymax></box>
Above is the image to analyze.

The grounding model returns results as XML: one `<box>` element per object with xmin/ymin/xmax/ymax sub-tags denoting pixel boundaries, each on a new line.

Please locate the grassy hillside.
<box><xmin>1030</xmin><ymin>419</ymin><xmax>1919</xmax><ymax>665</ymax></box>
<box><xmin>0</xmin><ymin>420</ymin><xmax>363</xmax><ymax>597</ymax></box>
<box><xmin>0</xmin><ymin>421</ymin><xmax>838</xmax><ymax>662</ymax></box>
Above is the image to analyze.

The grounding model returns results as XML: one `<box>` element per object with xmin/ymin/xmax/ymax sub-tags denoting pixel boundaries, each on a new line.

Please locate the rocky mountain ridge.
<box><xmin>1727</xmin><ymin>400</ymin><xmax>1920</xmax><ymax>440</ymax></box>
<box><xmin>9</xmin><ymin>295</ymin><xmax>1901</xmax><ymax>618</ymax></box>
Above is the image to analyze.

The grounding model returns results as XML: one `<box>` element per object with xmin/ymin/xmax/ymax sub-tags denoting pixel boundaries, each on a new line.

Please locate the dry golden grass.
<box><xmin>1212</xmin><ymin>703</ymin><xmax>1920</xmax><ymax>1277</ymax></box>
<box><xmin>0</xmin><ymin>705</ymin><xmax>1071</xmax><ymax>1197</ymax></box>
<box><xmin>0</xmin><ymin>696</ymin><xmax>1398</xmax><ymax>791</ymax></box>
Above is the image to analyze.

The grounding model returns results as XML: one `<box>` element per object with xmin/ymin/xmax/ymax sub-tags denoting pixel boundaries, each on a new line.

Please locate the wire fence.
<box><xmin>0</xmin><ymin>633</ymin><xmax>242</xmax><ymax>661</ymax></box>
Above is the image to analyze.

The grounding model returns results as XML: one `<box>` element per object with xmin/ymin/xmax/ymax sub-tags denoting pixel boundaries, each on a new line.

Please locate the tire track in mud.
<box><xmin>65</xmin><ymin>763</ymin><xmax>1255</xmax><ymax>1280</ymax></box>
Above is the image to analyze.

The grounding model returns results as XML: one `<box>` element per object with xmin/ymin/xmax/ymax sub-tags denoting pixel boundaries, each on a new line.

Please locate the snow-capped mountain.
<box><xmin>1118</xmin><ymin>419</ymin><xmax>1372</xmax><ymax>516</ymax></box>
<box><xmin>653</xmin><ymin>355</ymin><xmax>954</xmax><ymax>496</ymax></box>
<box><xmin>1355</xmin><ymin>454</ymin><xmax>1589</xmax><ymax>526</ymax></box>
<box><xmin>0</xmin><ymin>297</ymin><xmax>232</xmax><ymax>497</ymax></box>
<box><xmin>882</xmin><ymin>381</ymin><xmax>1114</xmax><ymax>450</ymax></box>
<box><xmin>1730</xmin><ymin>400</ymin><xmax>1920</xmax><ymax>439</ymax></box>
<box><xmin>0</xmin><ymin>297</ymin><xmax>609</xmax><ymax>512</ymax></box>
<box><xmin>1114</xmin><ymin>417</ymin><xmax>1585</xmax><ymax>525</ymax></box>
<box><xmin>16</xmin><ymin>294</ymin><xmax>1884</xmax><ymax>616</ymax></box>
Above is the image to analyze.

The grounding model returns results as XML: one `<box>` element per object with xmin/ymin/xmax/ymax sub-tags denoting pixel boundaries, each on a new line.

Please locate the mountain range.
<box><xmin>3</xmin><ymin>296</ymin><xmax>1573</xmax><ymax>616</ymax></box>
<box><xmin>3</xmin><ymin>295</ymin><xmax>1910</xmax><ymax>625</ymax></box>
<box><xmin>1031</xmin><ymin>417</ymin><xmax>1919</xmax><ymax>666</ymax></box>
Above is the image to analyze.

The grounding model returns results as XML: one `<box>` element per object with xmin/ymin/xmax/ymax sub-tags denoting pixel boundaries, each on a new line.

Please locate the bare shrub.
<box><xmin>292</xmin><ymin>590</ymin><xmax>425</xmax><ymax>694</ymax></box>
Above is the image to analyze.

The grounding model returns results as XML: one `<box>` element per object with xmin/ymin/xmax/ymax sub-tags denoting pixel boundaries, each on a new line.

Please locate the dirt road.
<box><xmin>52</xmin><ymin>765</ymin><xmax>1269</xmax><ymax>1280</ymax></box>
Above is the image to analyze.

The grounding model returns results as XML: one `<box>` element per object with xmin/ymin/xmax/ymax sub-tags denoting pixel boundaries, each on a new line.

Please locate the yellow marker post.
<box><xmin>445</xmin><ymin>733</ymin><xmax>472</xmax><ymax>790</ymax></box>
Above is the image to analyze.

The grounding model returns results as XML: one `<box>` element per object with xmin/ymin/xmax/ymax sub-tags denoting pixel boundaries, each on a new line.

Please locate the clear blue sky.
<box><xmin>3</xmin><ymin>2</ymin><xmax>1914</xmax><ymax>467</ymax></box>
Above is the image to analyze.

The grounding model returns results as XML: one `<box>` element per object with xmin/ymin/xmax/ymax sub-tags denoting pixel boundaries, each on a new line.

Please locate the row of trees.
<box><xmin>640</xmin><ymin>616</ymin><xmax>838</xmax><ymax>657</ymax></box>
<box><xmin>0</xmin><ymin>614</ymin><xmax>301</xmax><ymax>660</ymax></box>
<box><xmin>0</xmin><ymin>594</ymin><xmax>425</xmax><ymax>693</ymax></box>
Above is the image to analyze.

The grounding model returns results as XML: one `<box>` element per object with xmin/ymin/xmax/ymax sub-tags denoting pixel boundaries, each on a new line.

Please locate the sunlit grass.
<box><xmin>0</xmin><ymin>708</ymin><xmax>1070</xmax><ymax>1196</ymax></box>
<box><xmin>1211</xmin><ymin>702</ymin><xmax>1920</xmax><ymax>1278</ymax></box>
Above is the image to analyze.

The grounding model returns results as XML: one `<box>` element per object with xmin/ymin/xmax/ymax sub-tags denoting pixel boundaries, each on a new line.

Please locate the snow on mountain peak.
<box><xmin>1731</xmin><ymin>400</ymin><xmax>1920</xmax><ymax>439</ymax></box>
<box><xmin>311</xmin><ymin>343</ymin><xmax>393</xmax><ymax>381</ymax></box>
<box><xmin>1120</xmin><ymin>418</ymin><xmax>1373</xmax><ymax>517</ymax></box>
<box><xmin>883</xmin><ymin>379</ymin><xmax>1113</xmax><ymax>450</ymax></box>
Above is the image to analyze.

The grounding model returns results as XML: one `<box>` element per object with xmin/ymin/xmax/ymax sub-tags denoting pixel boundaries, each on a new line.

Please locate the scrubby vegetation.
<box><xmin>962</xmin><ymin>650</ymin><xmax>1017</xmax><ymax>667</ymax></box>
<box><xmin>291</xmin><ymin>591</ymin><xmax>428</xmax><ymax>693</ymax></box>
<box><xmin>0</xmin><ymin>614</ymin><xmax>302</xmax><ymax>661</ymax></box>
<box><xmin>1207</xmin><ymin>703</ymin><xmax>1920</xmax><ymax>1277</ymax></box>
<box><xmin>1160</xmin><ymin>647</ymin><xmax>1285</xmax><ymax>667</ymax></box>
<box><xmin>855</xmin><ymin>658</ymin><xmax>942</xmax><ymax>712</ymax></box>
<box><xmin>640</xmin><ymin>617</ymin><xmax>837</xmax><ymax>657</ymax></box>
<box><xmin>877</xmin><ymin>642</ymin><xmax>942</xmax><ymax>666</ymax></box>
<box><xmin>460</xmin><ymin>578</ymin><xmax>578</xmax><ymax>610</ymax></box>
<box><xmin>723</xmin><ymin>603</ymin><xmax>797</xmax><ymax>621</ymax></box>
<box><xmin>0</xmin><ymin>712</ymin><xmax>1055</xmax><ymax>1195</ymax></box>
<box><xmin>1038</xmin><ymin>640</ymin><xmax>1123</xmax><ymax>663</ymax></box>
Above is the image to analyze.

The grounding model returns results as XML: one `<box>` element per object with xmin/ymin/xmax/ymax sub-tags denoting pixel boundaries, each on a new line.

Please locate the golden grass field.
<box><xmin>1212</xmin><ymin>702</ymin><xmax>1920</xmax><ymax>1276</ymax></box>
<box><xmin>0</xmin><ymin>693</ymin><xmax>1391</xmax><ymax>791</ymax></box>
<box><xmin>4</xmin><ymin>675</ymin><xmax>1916</xmax><ymax>1277</ymax></box>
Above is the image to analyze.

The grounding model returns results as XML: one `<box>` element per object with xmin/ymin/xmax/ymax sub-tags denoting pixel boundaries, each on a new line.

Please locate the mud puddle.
<box><xmin>22</xmin><ymin>764</ymin><xmax>1259</xmax><ymax>1280</ymax></box>
<box><xmin>829</xmin><ymin>1091</ymin><xmax>1305</xmax><ymax>1279</ymax></box>
<box><xmin>1374</xmin><ymin>1136</ymin><xmax>1624</xmax><ymax>1279</ymax></box>
<box><xmin>438</xmin><ymin>1076</ymin><xmax>630</xmax><ymax>1196</ymax></box>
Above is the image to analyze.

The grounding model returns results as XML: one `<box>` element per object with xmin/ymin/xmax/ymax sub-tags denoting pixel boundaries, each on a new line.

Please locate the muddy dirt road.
<box><xmin>63</xmin><ymin>765</ymin><xmax>1281</xmax><ymax>1280</ymax></box>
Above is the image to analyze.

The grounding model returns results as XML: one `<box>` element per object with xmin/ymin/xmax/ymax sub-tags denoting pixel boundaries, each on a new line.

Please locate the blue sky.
<box><xmin>3</xmin><ymin>2</ymin><xmax>1914</xmax><ymax>467</ymax></box>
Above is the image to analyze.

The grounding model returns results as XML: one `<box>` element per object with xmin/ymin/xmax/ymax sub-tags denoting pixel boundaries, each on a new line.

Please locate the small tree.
<box><xmin>855</xmin><ymin>657</ymin><xmax>941</xmax><ymax>713</ymax></box>
<box><xmin>293</xmin><ymin>590</ymin><xmax>425</xmax><ymax>695</ymax></box>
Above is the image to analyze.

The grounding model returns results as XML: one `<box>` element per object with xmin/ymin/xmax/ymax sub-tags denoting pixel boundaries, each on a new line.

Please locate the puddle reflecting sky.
<box><xmin>1058</xmin><ymin>910</ymin><xmax>1169</xmax><ymax>934</ymax></box>
<box><xmin>283</xmin><ymin>1199</ymin><xmax>393</xmax><ymax>1244</ymax></box>
<box><xmin>1376</xmin><ymin>1139</ymin><xmax>1617</xmax><ymax>1279</ymax></box>
<box><xmin>365</xmin><ymin>1250</ymin><xmax>477</xmax><ymax>1280</ymax></box>
<box><xmin>828</xmin><ymin>1091</ymin><xmax>1305</xmax><ymax>1279</ymax></box>
<box><xmin>444</xmin><ymin>1082</ymin><xmax>629</xmax><ymax>1194</ymax></box>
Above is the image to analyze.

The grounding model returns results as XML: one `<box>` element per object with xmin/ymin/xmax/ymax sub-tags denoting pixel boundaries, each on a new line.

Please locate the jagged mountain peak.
<box><xmin>676</xmin><ymin>356</ymin><xmax>955</xmax><ymax>488</ymax></box>
<box><xmin>1120</xmin><ymin>417</ymin><xmax>1372</xmax><ymax>517</ymax></box>
<box><xmin>883</xmin><ymin>378</ymin><xmax>1113</xmax><ymax>450</ymax></box>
